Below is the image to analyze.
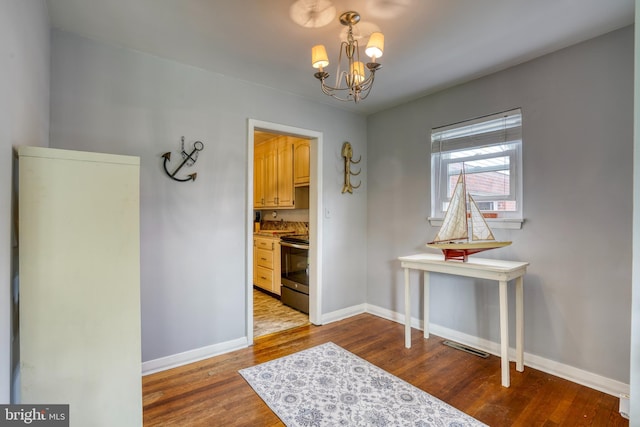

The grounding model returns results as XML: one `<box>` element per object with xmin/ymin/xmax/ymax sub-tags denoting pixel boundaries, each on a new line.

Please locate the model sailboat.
<box><xmin>427</xmin><ymin>172</ymin><xmax>511</xmax><ymax>261</ymax></box>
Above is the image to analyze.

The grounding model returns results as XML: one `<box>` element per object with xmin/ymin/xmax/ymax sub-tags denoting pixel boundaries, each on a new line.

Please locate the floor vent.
<box><xmin>443</xmin><ymin>340</ymin><xmax>490</xmax><ymax>358</ymax></box>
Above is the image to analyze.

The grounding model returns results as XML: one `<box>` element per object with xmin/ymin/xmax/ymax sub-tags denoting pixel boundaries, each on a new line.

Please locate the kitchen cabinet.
<box><xmin>293</xmin><ymin>139</ymin><xmax>310</xmax><ymax>186</ymax></box>
<box><xmin>276</xmin><ymin>137</ymin><xmax>294</xmax><ymax>206</ymax></box>
<box><xmin>254</xmin><ymin>136</ymin><xmax>294</xmax><ymax>209</ymax></box>
<box><xmin>253</xmin><ymin>235</ymin><xmax>281</xmax><ymax>295</ymax></box>
<box><xmin>254</xmin><ymin>142</ymin><xmax>266</xmax><ymax>208</ymax></box>
<box><xmin>16</xmin><ymin>146</ymin><xmax>142</xmax><ymax>426</ymax></box>
<box><xmin>262</xmin><ymin>140</ymin><xmax>278</xmax><ymax>206</ymax></box>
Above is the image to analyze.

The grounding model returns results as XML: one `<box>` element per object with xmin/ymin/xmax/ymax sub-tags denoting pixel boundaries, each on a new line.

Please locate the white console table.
<box><xmin>399</xmin><ymin>253</ymin><xmax>529</xmax><ymax>387</ymax></box>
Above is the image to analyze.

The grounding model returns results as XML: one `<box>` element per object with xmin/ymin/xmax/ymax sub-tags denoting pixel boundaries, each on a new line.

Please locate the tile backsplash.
<box><xmin>260</xmin><ymin>220</ymin><xmax>308</xmax><ymax>235</ymax></box>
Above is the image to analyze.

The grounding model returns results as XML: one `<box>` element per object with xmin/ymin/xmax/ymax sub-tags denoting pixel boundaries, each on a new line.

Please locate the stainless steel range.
<box><xmin>280</xmin><ymin>235</ymin><xmax>309</xmax><ymax>314</ymax></box>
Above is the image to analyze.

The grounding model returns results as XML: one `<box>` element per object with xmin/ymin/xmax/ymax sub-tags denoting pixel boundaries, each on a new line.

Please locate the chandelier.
<box><xmin>311</xmin><ymin>11</ymin><xmax>384</xmax><ymax>103</ymax></box>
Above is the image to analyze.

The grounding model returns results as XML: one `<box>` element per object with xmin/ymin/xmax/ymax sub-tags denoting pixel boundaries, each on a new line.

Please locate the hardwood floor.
<box><xmin>142</xmin><ymin>314</ymin><xmax>628</xmax><ymax>426</ymax></box>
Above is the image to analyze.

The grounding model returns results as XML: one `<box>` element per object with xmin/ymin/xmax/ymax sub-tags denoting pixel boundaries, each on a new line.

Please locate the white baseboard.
<box><xmin>365</xmin><ymin>303</ymin><xmax>630</xmax><ymax>398</ymax></box>
<box><xmin>141</xmin><ymin>303</ymin><xmax>631</xmax><ymax>400</ymax></box>
<box><xmin>320</xmin><ymin>303</ymin><xmax>367</xmax><ymax>325</ymax></box>
<box><xmin>140</xmin><ymin>303</ymin><xmax>369</xmax><ymax>375</ymax></box>
<box><xmin>142</xmin><ymin>337</ymin><xmax>248</xmax><ymax>375</ymax></box>
<box><xmin>140</xmin><ymin>304</ymin><xmax>368</xmax><ymax>376</ymax></box>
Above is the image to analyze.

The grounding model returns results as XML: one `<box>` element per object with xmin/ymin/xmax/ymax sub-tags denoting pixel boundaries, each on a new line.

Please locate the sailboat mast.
<box><xmin>462</xmin><ymin>171</ymin><xmax>469</xmax><ymax>240</ymax></box>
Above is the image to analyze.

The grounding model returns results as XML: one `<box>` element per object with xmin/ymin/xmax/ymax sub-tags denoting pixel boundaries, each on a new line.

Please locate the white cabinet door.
<box><xmin>18</xmin><ymin>146</ymin><xmax>142</xmax><ymax>427</ymax></box>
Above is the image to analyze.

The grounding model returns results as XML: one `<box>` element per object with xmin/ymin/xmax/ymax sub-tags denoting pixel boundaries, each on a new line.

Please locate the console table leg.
<box><xmin>499</xmin><ymin>280</ymin><xmax>510</xmax><ymax>387</ymax></box>
<box><xmin>404</xmin><ymin>267</ymin><xmax>411</xmax><ymax>348</ymax></box>
<box><xmin>423</xmin><ymin>271</ymin><xmax>430</xmax><ymax>339</ymax></box>
<box><xmin>516</xmin><ymin>276</ymin><xmax>524</xmax><ymax>372</ymax></box>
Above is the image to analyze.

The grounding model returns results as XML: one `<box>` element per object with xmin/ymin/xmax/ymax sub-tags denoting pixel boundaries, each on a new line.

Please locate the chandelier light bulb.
<box><xmin>311</xmin><ymin>45</ymin><xmax>329</xmax><ymax>70</ymax></box>
<box><xmin>365</xmin><ymin>32</ymin><xmax>384</xmax><ymax>60</ymax></box>
<box><xmin>350</xmin><ymin>61</ymin><xmax>365</xmax><ymax>84</ymax></box>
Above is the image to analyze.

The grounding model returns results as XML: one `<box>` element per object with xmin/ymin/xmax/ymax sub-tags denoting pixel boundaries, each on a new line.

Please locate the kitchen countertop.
<box><xmin>254</xmin><ymin>229</ymin><xmax>296</xmax><ymax>237</ymax></box>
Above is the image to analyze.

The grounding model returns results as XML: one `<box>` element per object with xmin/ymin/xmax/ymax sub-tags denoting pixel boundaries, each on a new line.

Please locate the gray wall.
<box><xmin>0</xmin><ymin>0</ymin><xmax>50</xmax><ymax>403</ymax></box>
<box><xmin>366</xmin><ymin>26</ymin><xmax>633</xmax><ymax>384</ymax></box>
<box><xmin>49</xmin><ymin>30</ymin><xmax>368</xmax><ymax>363</ymax></box>
<box><xmin>631</xmin><ymin>2</ymin><xmax>639</xmax><ymax>420</ymax></box>
<box><xmin>3</xmin><ymin>2</ymin><xmax>635</xmax><ymax>409</ymax></box>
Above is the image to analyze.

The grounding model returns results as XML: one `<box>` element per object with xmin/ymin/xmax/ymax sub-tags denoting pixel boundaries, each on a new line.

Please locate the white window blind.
<box><xmin>430</xmin><ymin>108</ymin><xmax>523</xmax><ymax>223</ymax></box>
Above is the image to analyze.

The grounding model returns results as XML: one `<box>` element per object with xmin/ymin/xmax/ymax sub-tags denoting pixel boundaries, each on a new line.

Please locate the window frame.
<box><xmin>429</xmin><ymin>109</ymin><xmax>524</xmax><ymax>229</ymax></box>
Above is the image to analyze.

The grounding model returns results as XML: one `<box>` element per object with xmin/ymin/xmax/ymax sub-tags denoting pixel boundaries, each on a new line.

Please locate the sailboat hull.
<box><xmin>426</xmin><ymin>241</ymin><xmax>512</xmax><ymax>262</ymax></box>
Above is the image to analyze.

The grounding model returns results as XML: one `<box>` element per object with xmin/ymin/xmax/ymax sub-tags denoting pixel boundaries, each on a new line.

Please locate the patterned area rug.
<box><xmin>239</xmin><ymin>342</ymin><xmax>486</xmax><ymax>426</ymax></box>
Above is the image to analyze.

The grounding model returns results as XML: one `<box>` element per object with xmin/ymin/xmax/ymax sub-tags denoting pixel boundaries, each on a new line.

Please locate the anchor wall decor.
<box><xmin>341</xmin><ymin>141</ymin><xmax>361</xmax><ymax>194</ymax></box>
<box><xmin>162</xmin><ymin>136</ymin><xmax>204</xmax><ymax>182</ymax></box>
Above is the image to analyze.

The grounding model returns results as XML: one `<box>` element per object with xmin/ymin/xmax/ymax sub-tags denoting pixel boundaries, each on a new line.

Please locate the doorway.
<box><xmin>246</xmin><ymin>120</ymin><xmax>323</xmax><ymax>344</ymax></box>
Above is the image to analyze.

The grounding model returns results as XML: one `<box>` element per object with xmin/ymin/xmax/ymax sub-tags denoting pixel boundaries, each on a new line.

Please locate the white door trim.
<box><xmin>246</xmin><ymin>119</ymin><xmax>323</xmax><ymax>344</ymax></box>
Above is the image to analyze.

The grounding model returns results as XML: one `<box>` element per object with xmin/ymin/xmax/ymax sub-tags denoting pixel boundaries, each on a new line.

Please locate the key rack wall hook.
<box><xmin>162</xmin><ymin>136</ymin><xmax>204</xmax><ymax>182</ymax></box>
<box><xmin>341</xmin><ymin>141</ymin><xmax>361</xmax><ymax>194</ymax></box>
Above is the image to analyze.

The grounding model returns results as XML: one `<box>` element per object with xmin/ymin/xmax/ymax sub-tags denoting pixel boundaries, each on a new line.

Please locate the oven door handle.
<box><xmin>280</xmin><ymin>241</ymin><xmax>309</xmax><ymax>250</ymax></box>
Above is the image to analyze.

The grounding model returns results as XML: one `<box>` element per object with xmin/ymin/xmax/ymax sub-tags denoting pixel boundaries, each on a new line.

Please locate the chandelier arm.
<box><xmin>320</xmin><ymin>80</ymin><xmax>361</xmax><ymax>102</ymax></box>
<box><xmin>354</xmin><ymin>72</ymin><xmax>376</xmax><ymax>101</ymax></box>
<box><xmin>320</xmin><ymin>68</ymin><xmax>376</xmax><ymax>100</ymax></box>
<box><xmin>334</xmin><ymin>41</ymin><xmax>348</xmax><ymax>88</ymax></box>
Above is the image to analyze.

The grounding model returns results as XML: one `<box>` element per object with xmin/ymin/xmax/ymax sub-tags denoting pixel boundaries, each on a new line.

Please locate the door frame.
<box><xmin>246</xmin><ymin>119</ymin><xmax>323</xmax><ymax>343</ymax></box>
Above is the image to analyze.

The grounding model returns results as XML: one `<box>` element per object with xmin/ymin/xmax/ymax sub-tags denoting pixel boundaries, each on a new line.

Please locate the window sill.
<box><xmin>428</xmin><ymin>217</ymin><xmax>524</xmax><ymax>230</ymax></box>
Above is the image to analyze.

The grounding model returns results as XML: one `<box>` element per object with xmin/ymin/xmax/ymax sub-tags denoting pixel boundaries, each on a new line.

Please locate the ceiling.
<box><xmin>47</xmin><ymin>0</ymin><xmax>634</xmax><ymax>115</ymax></box>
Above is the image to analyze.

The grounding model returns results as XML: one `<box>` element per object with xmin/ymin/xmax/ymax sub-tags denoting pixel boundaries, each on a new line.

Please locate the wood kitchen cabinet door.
<box><xmin>263</xmin><ymin>142</ymin><xmax>278</xmax><ymax>207</ymax></box>
<box><xmin>276</xmin><ymin>137</ymin><xmax>294</xmax><ymax>207</ymax></box>
<box><xmin>253</xmin><ymin>142</ymin><xmax>266</xmax><ymax>208</ymax></box>
<box><xmin>253</xmin><ymin>136</ymin><xmax>295</xmax><ymax>209</ymax></box>
<box><xmin>293</xmin><ymin>139</ymin><xmax>310</xmax><ymax>186</ymax></box>
<box><xmin>253</xmin><ymin>236</ymin><xmax>281</xmax><ymax>295</ymax></box>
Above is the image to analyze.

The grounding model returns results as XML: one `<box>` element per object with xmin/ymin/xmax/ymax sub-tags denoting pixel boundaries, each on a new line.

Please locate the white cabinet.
<box><xmin>17</xmin><ymin>146</ymin><xmax>142</xmax><ymax>427</ymax></box>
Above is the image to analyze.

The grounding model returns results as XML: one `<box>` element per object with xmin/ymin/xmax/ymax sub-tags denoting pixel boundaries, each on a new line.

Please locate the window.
<box><xmin>430</xmin><ymin>108</ymin><xmax>523</xmax><ymax>226</ymax></box>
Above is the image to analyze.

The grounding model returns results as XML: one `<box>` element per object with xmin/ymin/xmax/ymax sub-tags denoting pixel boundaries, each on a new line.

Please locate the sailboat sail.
<box><xmin>433</xmin><ymin>173</ymin><xmax>468</xmax><ymax>242</ymax></box>
<box><xmin>428</xmin><ymin>170</ymin><xmax>511</xmax><ymax>261</ymax></box>
<box><xmin>469</xmin><ymin>195</ymin><xmax>495</xmax><ymax>241</ymax></box>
